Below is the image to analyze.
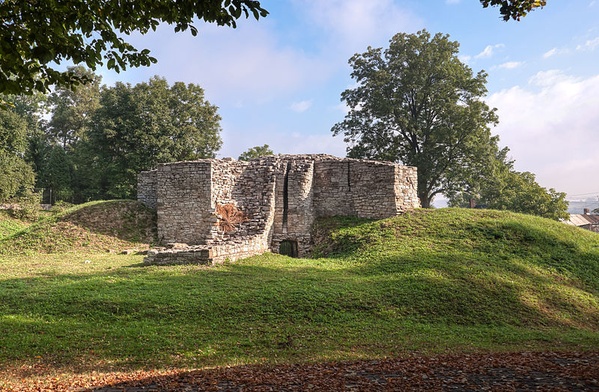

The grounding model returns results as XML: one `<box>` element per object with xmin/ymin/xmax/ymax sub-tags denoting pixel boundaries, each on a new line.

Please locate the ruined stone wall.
<box><xmin>209</xmin><ymin>159</ymin><xmax>247</xmax><ymax>243</ymax></box>
<box><xmin>138</xmin><ymin>154</ymin><xmax>419</xmax><ymax>264</ymax></box>
<box><xmin>155</xmin><ymin>161</ymin><xmax>214</xmax><ymax>245</ymax></box>
<box><xmin>394</xmin><ymin>165</ymin><xmax>420</xmax><ymax>213</ymax></box>
<box><xmin>137</xmin><ymin>170</ymin><xmax>157</xmax><ymax>209</ymax></box>
<box><xmin>218</xmin><ymin>159</ymin><xmax>279</xmax><ymax>256</ymax></box>
<box><xmin>348</xmin><ymin>160</ymin><xmax>419</xmax><ymax>218</ymax></box>
<box><xmin>312</xmin><ymin>157</ymin><xmax>419</xmax><ymax>219</ymax></box>
<box><xmin>312</xmin><ymin>159</ymin><xmax>353</xmax><ymax>217</ymax></box>
<box><xmin>271</xmin><ymin>157</ymin><xmax>315</xmax><ymax>257</ymax></box>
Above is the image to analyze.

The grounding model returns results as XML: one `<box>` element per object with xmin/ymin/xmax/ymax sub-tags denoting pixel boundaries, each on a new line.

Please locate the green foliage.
<box><xmin>40</xmin><ymin>146</ymin><xmax>76</xmax><ymax>203</ymax></box>
<box><xmin>238</xmin><ymin>144</ymin><xmax>274</xmax><ymax>160</ymax></box>
<box><xmin>0</xmin><ymin>209</ymin><xmax>597</xmax><ymax>374</ymax></box>
<box><xmin>0</xmin><ymin>0</ymin><xmax>268</xmax><ymax>95</ymax></box>
<box><xmin>0</xmin><ymin>152</ymin><xmax>35</xmax><ymax>202</ymax></box>
<box><xmin>86</xmin><ymin>77</ymin><xmax>222</xmax><ymax>199</ymax></box>
<box><xmin>7</xmin><ymin>191</ymin><xmax>41</xmax><ymax>221</ymax></box>
<box><xmin>447</xmin><ymin>150</ymin><xmax>569</xmax><ymax>221</ymax></box>
<box><xmin>480</xmin><ymin>0</ymin><xmax>547</xmax><ymax>21</ymax></box>
<box><xmin>481</xmin><ymin>171</ymin><xmax>568</xmax><ymax>221</ymax></box>
<box><xmin>45</xmin><ymin>66</ymin><xmax>101</xmax><ymax>149</ymax></box>
<box><xmin>332</xmin><ymin>30</ymin><xmax>499</xmax><ymax>208</ymax></box>
<box><xmin>0</xmin><ymin>106</ymin><xmax>36</xmax><ymax>202</ymax></box>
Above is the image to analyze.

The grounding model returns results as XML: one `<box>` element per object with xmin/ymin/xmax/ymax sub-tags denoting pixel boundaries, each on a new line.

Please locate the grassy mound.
<box><xmin>0</xmin><ymin>208</ymin><xmax>597</xmax><ymax>377</ymax></box>
<box><xmin>0</xmin><ymin>200</ymin><xmax>156</xmax><ymax>255</ymax></box>
<box><xmin>313</xmin><ymin>208</ymin><xmax>599</xmax><ymax>330</ymax></box>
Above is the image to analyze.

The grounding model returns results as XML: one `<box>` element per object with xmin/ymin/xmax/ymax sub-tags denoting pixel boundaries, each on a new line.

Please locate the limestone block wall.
<box><xmin>138</xmin><ymin>154</ymin><xmax>419</xmax><ymax>264</ymax></box>
<box><xmin>271</xmin><ymin>157</ymin><xmax>316</xmax><ymax>257</ymax></box>
<box><xmin>394</xmin><ymin>165</ymin><xmax>420</xmax><ymax>212</ymax></box>
<box><xmin>219</xmin><ymin>159</ymin><xmax>278</xmax><ymax>251</ymax></box>
<box><xmin>137</xmin><ymin>170</ymin><xmax>157</xmax><ymax>209</ymax></box>
<box><xmin>311</xmin><ymin>157</ymin><xmax>419</xmax><ymax>219</ymax></box>
<box><xmin>349</xmin><ymin>160</ymin><xmax>397</xmax><ymax>218</ymax></box>
<box><xmin>312</xmin><ymin>159</ymin><xmax>354</xmax><ymax>217</ymax></box>
<box><xmin>155</xmin><ymin>161</ymin><xmax>214</xmax><ymax>245</ymax></box>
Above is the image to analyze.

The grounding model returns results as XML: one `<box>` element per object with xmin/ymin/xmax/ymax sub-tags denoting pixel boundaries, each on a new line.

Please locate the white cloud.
<box><xmin>543</xmin><ymin>48</ymin><xmax>559</xmax><ymax>58</ymax></box>
<box><xmin>114</xmin><ymin>22</ymin><xmax>332</xmax><ymax>104</ymax></box>
<box><xmin>487</xmin><ymin>71</ymin><xmax>599</xmax><ymax>195</ymax></box>
<box><xmin>290</xmin><ymin>100</ymin><xmax>313</xmax><ymax>112</ymax></box>
<box><xmin>459</xmin><ymin>54</ymin><xmax>472</xmax><ymax>64</ymax></box>
<box><xmin>576</xmin><ymin>36</ymin><xmax>599</xmax><ymax>51</ymax></box>
<box><xmin>295</xmin><ymin>0</ymin><xmax>423</xmax><ymax>53</ymax></box>
<box><xmin>497</xmin><ymin>61</ymin><xmax>524</xmax><ymax>69</ymax></box>
<box><xmin>475</xmin><ymin>44</ymin><xmax>504</xmax><ymax>59</ymax></box>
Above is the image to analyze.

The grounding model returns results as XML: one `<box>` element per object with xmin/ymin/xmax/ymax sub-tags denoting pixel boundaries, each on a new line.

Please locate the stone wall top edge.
<box><xmin>143</xmin><ymin>154</ymin><xmax>417</xmax><ymax>170</ymax></box>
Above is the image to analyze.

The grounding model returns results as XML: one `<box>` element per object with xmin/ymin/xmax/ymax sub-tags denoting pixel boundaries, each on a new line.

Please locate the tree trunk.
<box><xmin>419</xmin><ymin>192</ymin><xmax>432</xmax><ymax>208</ymax></box>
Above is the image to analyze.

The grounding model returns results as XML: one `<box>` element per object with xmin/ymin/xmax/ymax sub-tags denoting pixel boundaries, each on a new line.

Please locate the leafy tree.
<box><xmin>332</xmin><ymin>30</ymin><xmax>499</xmax><ymax>208</ymax></box>
<box><xmin>0</xmin><ymin>0</ymin><xmax>268</xmax><ymax>95</ymax></box>
<box><xmin>87</xmin><ymin>76</ymin><xmax>222</xmax><ymax>199</ymax></box>
<box><xmin>45</xmin><ymin>66</ymin><xmax>102</xmax><ymax>149</ymax></box>
<box><xmin>448</xmin><ymin>151</ymin><xmax>568</xmax><ymax>221</ymax></box>
<box><xmin>238</xmin><ymin>144</ymin><xmax>274</xmax><ymax>160</ymax></box>
<box><xmin>480</xmin><ymin>0</ymin><xmax>547</xmax><ymax>21</ymax></box>
<box><xmin>39</xmin><ymin>146</ymin><xmax>76</xmax><ymax>204</ymax></box>
<box><xmin>0</xmin><ymin>106</ymin><xmax>35</xmax><ymax>201</ymax></box>
<box><xmin>447</xmin><ymin>147</ymin><xmax>570</xmax><ymax>220</ymax></box>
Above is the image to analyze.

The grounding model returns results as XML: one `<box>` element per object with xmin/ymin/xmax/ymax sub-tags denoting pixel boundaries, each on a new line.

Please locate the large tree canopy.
<box><xmin>0</xmin><ymin>0</ymin><xmax>268</xmax><ymax>95</ymax></box>
<box><xmin>447</xmin><ymin>148</ymin><xmax>569</xmax><ymax>220</ymax></box>
<box><xmin>480</xmin><ymin>0</ymin><xmax>547</xmax><ymax>21</ymax></box>
<box><xmin>238</xmin><ymin>144</ymin><xmax>274</xmax><ymax>161</ymax></box>
<box><xmin>332</xmin><ymin>30</ymin><xmax>499</xmax><ymax>208</ymax></box>
<box><xmin>86</xmin><ymin>76</ymin><xmax>222</xmax><ymax>199</ymax></box>
<box><xmin>45</xmin><ymin>66</ymin><xmax>102</xmax><ymax>149</ymax></box>
<box><xmin>0</xmin><ymin>102</ymin><xmax>35</xmax><ymax>201</ymax></box>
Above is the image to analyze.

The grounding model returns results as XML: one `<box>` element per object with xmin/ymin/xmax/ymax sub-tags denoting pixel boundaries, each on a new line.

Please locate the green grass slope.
<box><xmin>0</xmin><ymin>208</ymin><xmax>597</xmax><ymax>376</ymax></box>
<box><xmin>0</xmin><ymin>211</ymin><xmax>28</xmax><ymax>239</ymax></box>
<box><xmin>0</xmin><ymin>200</ymin><xmax>157</xmax><ymax>255</ymax></box>
<box><xmin>313</xmin><ymin>209</ymin><xmax>599</xmax><ymax>330</ymax></box>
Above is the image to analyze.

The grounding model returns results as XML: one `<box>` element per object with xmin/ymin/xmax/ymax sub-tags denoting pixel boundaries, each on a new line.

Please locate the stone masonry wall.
<box><xmin>394</xmin><ymin>165</ymin><xmax>420</xmax><ymax>213</ymax></box>
<box><xmin>312</xmin><ymin>157</ymin><xmax>419</xmax><ymax>219</ymax></box>
<box><xmin>271</xmin><ymin>157</ymin><xmax>315</xmax><ymax>257</ymax></box>
<box><xmin>138</xmin><ymin>154</ymin><xmax>419</xmax><ymax>265</ymax></box>
<box><xmin>137</xmin><ymin>170</ymin><xmax>157</xmax><ymax>210</ymax></box>
<box><xmin>155</xmin><ymin>161</ymin><xmax>214</xmax><ymax>245</ymax></box>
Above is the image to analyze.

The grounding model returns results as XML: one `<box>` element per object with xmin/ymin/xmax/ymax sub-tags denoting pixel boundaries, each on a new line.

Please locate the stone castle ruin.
<box><xmin>137</xmin><ymin>154</ymin><xmax>419</xmax><ymax>265</ymax></box>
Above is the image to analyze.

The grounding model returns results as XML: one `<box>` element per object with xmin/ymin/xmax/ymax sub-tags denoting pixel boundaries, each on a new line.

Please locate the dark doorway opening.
<box><xmin>279</xmin><ymin>239</ymin><xmax>298</xmax><ymax>258</ymax></box>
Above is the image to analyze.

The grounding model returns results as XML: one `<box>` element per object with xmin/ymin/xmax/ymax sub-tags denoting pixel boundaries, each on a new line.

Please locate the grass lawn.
<box><xmin>0</xmin><ymin>206</ymin><xmax>598</xmax><ymax>383</ymax></box>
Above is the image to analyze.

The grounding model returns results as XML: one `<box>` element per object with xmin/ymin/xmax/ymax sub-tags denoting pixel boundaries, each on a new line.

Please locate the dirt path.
<box><xmin>2</xmin><ymin>352</ymin><xmax>598</xmax><ymax>391</ymax></box>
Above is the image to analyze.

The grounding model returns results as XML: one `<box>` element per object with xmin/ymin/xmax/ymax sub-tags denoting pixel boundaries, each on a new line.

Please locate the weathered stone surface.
<box><xmin>138</xmin><ymin>154</ymin><xmax>419</xmax><ymax>265</ymax></box>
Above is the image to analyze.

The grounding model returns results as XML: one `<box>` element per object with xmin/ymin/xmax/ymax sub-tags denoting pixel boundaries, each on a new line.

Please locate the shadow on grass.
<box><xmin>1</xmin><ymin>210</ymin><xmax>599</xmax><ymax>376</ymax></box>
<box><xmin>1</xmin><ymin>249</ymin><xmax>598</xmax><ymax>376</ymax></box>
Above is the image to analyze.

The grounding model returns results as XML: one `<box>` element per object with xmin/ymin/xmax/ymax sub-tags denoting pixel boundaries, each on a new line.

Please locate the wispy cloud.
<box><xmin>290</xmin><ymin>100</ymin><xmax>313</xmax><ymax>113</ymax></box>
<box><xmin>295</xmin><ymin>0</ymin><xmax>423</xmax><ymax>53</ymax></box>
<box><xmin>116</xmin><ymin>22</ymin><xmax>332</xmax><ymax>104</ymax></box>
<box><xmin>543</xmin><ymin>47</ymin><xmax>559</xmax><ymax>58</ymax></box>
<box><xmin>497</xmin><ymin>61</ymin><xmax>524</xmax><ymax>69</ymax></box>
<box><xmin>576</xmin><ymin>36</ymin><xmax>599</xmax><ymax>51</ymax></box>
<box><xmin>475</xmin><ymin>44</ymin><xmax>504</xmax><ymax>59</ymax></box>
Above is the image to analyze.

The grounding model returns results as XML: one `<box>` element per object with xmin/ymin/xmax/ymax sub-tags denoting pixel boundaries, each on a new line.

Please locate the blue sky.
<box><xmin>97</xmin><ymin>0</ymin><xmax>599</xmax><ymax>202</ymax></box>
